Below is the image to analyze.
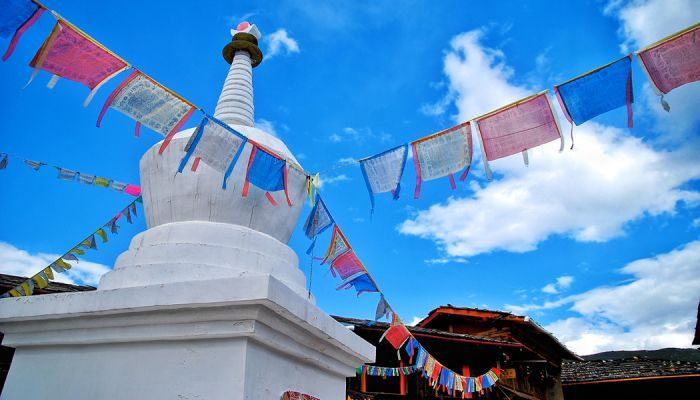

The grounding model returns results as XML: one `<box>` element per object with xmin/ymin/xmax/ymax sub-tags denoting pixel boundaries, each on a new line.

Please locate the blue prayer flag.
<box><xmin>555</xmin><ymin>55</ymin><xmax>633</xmax><ymax>127</ymax></box>
<box><xmin>303</xmin><ymin>194</ymin><xmax>333</xmax><ymax>240</ymax></box>
<box><xmin>246</xmin><ymin>146</ymin><xmax>285</xmax><ymax>191</ymax></box>
<box><xmin>0</xmin><ymin>0</ymin><xmax>38</xmax><ymax>38</ymax></box>
<box><xmin>337</xmin><ymin>272</ymin><xmax>379</xmax><ymax>296</ymax></box>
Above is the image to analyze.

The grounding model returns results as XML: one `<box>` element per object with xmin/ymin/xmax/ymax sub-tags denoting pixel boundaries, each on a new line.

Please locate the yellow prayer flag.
<box><xmin>43</xmin><ymin>267</ymin><xmax>54</xmax><ymax>280</ymax></box>
<box><xmin>95</xmin><ymin>228</ymin><xmax>108</xmax><ymax>243</ymax></box>
<box><xmin>32</xmin><ymin>274</ymin><xmax>48</xmax><ymax>289</ymax></box>
<box><xmin>20</xmin><ymin>282</ymin><xmax>31</xmax><ymax>296</ymax></box>
<box><xmin>9</xmin><ymin>289</ymin><xmax>21</xmax><ymax>297</ymax></box>
<box><xmin>71</xmin><ymin>247</ymin><xmax>85</xmax><ymax>255</ymax></box>
<box><xmin>56</xmin><ymin>259</ymin><xmax>72</xmax><ymax>270</ymax></box>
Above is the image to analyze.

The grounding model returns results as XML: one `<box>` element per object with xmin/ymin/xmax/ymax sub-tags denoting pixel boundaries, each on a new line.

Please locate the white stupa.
<box><xmin>0</xmin><ymin>22</ymin><xmax>374</xmax><ymax>400</ymax></box>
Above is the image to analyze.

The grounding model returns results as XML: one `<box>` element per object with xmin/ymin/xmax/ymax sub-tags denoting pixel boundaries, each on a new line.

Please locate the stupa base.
<box><xmin>0</xmin><ymin>275</ymin><xmax>374</xmax><ymax>400</ymax></box>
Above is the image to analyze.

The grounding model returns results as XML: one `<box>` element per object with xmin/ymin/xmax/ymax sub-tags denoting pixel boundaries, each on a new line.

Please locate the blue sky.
<box><xmin>1</xmin><ymin>0</ymin><xmax>699</xmax><ymax>355</ymax></box>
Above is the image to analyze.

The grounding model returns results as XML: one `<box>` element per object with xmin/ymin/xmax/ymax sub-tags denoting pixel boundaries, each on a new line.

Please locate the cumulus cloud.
<box><xmin>266</xmin><ymin>29</ymin><xmax>300</xmax><ymax>59</ymax></box>
<box><xmin>507</xmin><ymin>241</ymin><xmax>700</xmax><ymax>354</ymax></box>
<box><xmin>0</xmin><ymin>242</ymin><xmax>110</xmax><ymax>287</ymax></box>
<box><xmin>328</xmin><ymin>127</ymin><xmax>392</xmax><ymax>144</ymax></box>
<box><xmin>255</xmin><ymin>118</ymin><xmax>279</xmax><ymax>137</ymax></box>
<box><xmin>542</xmin><ymin>276</ymin><xmax>574</xmax><ymax>294</ymax></box>
<box><xmin>399</xmin><ymin>28</ymin><xmax>700</xmax><ymax>257</ymax></box>
<box><xmin>317</xmin><ymin>174</ymin><xmax>350</xmax><ymax>188</ymax></box>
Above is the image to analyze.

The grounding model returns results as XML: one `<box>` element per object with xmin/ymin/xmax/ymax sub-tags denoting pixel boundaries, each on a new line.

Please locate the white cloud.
<box><xmin>266</xmin><ymin>29</ymin><xmax>300</xmax><ymax>59</ymax></box>
<box><xmin>329</xmin><ymin>127</ymin><xmax>392</xmax><ymax>144</ymax></box>
<box><xmin>542</xmin><ymin>275</ymin><xmax>575</xmax><ymax>294</ymax></box>
<box><xmin>409</xmin><ymin>316</ymin><xmax>424</xmax><ymax>326</ymax></box>
<box><xmin>0</xmin><ymin>242</ymin><xmax>110</xmax><ymax>287</ymax></box>
<box><xmin>317</xmin><ymin>174</ymin><xmax>349</xmax><ymax>188</ymax></box>
<box><xmin>399</xmin><ymin>28</ymin><xmax>700</xmax><ymax>257</ymax></box>
<box><xmin>605</xmin><ymin>0</ymin><xmax>700</xmax><ymax>53</ymax></box>
<box><xmin>507</xmin><ymin>240</ymin><xmax>700</xmax><ymax>354</ymax></box>
<box><xmin>255</xmin><ymin>118</ymin><xmax>279</xmax><ymax>137</ymax></box>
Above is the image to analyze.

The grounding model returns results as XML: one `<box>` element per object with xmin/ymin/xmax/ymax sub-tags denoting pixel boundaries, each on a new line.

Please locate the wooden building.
<box><xmin>335</xmin><ymin>305</ymin><xmax>580</xmax><ymax>400</ymax></box>
<box><xmin>562</xmin><ymin>356</ymin><xmax>700</xmax><ymax>399</ymax></box>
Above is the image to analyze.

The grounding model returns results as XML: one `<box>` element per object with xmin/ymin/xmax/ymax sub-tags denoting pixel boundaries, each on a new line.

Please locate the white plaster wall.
<box><xmin>142</xmin><ymin>129</ymin><xmax>306</xmax><ymax>244</ymax></box>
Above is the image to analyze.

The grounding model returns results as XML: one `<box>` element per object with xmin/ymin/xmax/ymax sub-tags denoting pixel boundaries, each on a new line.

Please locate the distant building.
<box><xmin>562</xmin><ymin>351</ymin><xmax>700</xmax><ymax>399</ymax></box>
<box><xmin>0</xmin><ymin>274</ymin><xmax>95</xmax><ymax>391</ymax></box>
<box><xmin>336</xmin><ymin>305</ymin><xmax>580</xmax><ymax>400</ymax></box>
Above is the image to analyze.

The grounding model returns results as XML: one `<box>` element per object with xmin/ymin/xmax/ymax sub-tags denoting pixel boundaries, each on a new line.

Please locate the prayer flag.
<box><xmin>124</xmin><ymin>206</ymin><xmax>132</xmax><ymax>223</ymax></box>
<box><xmin>97</xmin><ymin>70</ymin><xmax>195</xmax><ymax>152</ymax></box>
<box><xmin>242</xmin><ymin>144</ymin><xmax>292</xmax><ymax>206</ymax></box>
<box><xmin>62</xmin><ymin>252</ymin><xmax>79</xmax><ymax>262</ymax></box>
<box><xmin>107</xmin><ymin>219</ymin><xmax>119</xmax><ymax>234</ymax></box>
<box><xmin>80</xmin><ymin>235</ymin><xmax>97</xmax><ymax>250</ymax></box>
<box><xmin>94</xmin><ymin>177</ymin><xmax>110</xmax><ymax>187</ymax></box>
<box><xmin>303</xmin><ymin>194</ymin><xmax>333</xmax><ymax>240</ymax></box>
<box><xmin>475</xmin><ymin>92</ymin><xmax>563</xmax><ymax>180</ymax></box>
<box><xmin>130</xmin><ymin>202</ymin><xmax>137</xmax><ymax>217</ymax></box>
<box><xmin>554</xmin><ymin>55</ymin><xmax>633</xmax><ymax>136</ymax></box>
<box><xmin>21</xmin><ymin>279</ymin><xmax>33</xmax><ymax>296</ymax></box>
<box><xmin>28</xmin><ymin>21</ymin><xmax>128</xmax><ymax>105</ymax></box>
<box><xmin>95</xmin><ymin>228</ymin><xmax>108</xmax><ymax>243</ymax></box>
<box><xmin>57</xmin><ymin>167</ymin><xmax>77</xmax><ymax>181</ymax></box>
<box><xmin>32</xmin><ymin>273</ymin><xmax>47</xmax><ymax>289</ymax></box>
<box><xmin>330</xmin><ymin>250</ymin><xmax>365</xmax><ymax>280</ymax></box>
<box><xmin>637</xmin><ymin>23</ymin><xmax>700</xmax><ymax>111</ymax></box>
<box><xmin>37</xmin><ymin>270</ymin><xmax>51</xmax><ymax>287</ymax></box>
<box><xmin>24</xmin><ymin>159</ymin><xmax>43</xmax><ymax>170</ymax></box>
<box><xmin>375</xmin><ymin>294</ymin><xmax>391</xmax><ymax>320</ymax></box>
<box><xmin>381</xmin><ymin>316</ymin><xmax>411</xmax><ymax>350</ymax></box>
<box><xmin>1</xmin><ymin>0</ymin><xmax>44</xmax><ymax>61</ymax></box>
<box><xmin>124</xmin><ymin>184</ymin><xmax>141</xmax><ymax>197</ymax></box>
<box><xmin>111</xmin><ymin>181</ymin><xmax>127</xmax><ymax>192</ymax></box>
<box><xmin>0</xmin><ymin>154</ymin><xmax>7</xmax><ymax>169</ymax></box>
<box><xmin>360</xmin><ymin>144</ymin><xmax>408</xmax><ymax>213</ymax></box>
<box><xmin>322</xmin><ymin>225</ymin><xmax>350</xmax><ymax>265</ymax></box>
<box><xmin>70</xmin><ymin>247</ymin><xmax>85</xmax><ymax>255</ymax></box>
<box><xmin>336</xmin><ymin>272</ymin><xmax>379</xmax><ymax>296</ymax></box>
<box><xmin>78</xmin><ymin>173</ymin><xmax>95</xmax><ymax>184</ymax></box>
<box><xmin>43</xmin><ymin>267</ymin><xmax>54</xmax><ymax>280</ymax></box>
<box><xmin>179</xmin><ymin>116</ymin><xmax>247</xmax><ymax>188</ymax></box>
<box><xmin>411</xmin><ymin>122</ymin><xmax>473</xmax><ymax>198</ymax></box>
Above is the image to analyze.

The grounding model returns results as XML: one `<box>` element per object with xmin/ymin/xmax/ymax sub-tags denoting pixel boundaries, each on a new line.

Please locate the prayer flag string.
<box><xmin>1</xmin><ymin>196</ymin><xmax>142</xmax><ymax>298</ymax></box>
<box><xmin>0</xmin><ymin>151</ymin><xmax>141</xmax><ymax>196</ymax></box>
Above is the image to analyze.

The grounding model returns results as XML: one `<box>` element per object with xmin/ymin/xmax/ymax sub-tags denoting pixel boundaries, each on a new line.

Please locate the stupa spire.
<box><xmin>214</xmin><ymin>22</ymin><xmax>263</xmax><ymax>126</ymax></box>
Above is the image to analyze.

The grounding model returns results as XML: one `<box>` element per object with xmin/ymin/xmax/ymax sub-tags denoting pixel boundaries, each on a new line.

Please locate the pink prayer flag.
<box><xmin>124</xmin><ymin>184</ymin><xmax>141</xmax><ymax>197</ymax></box>
<box><xmin>637</xmin><ymin>24</ymin><xmax>700</xmax><ymax>95</ymax></box>
<box><xmin>475</xmin><ymin>92</ymin><xmax>562</xmax><ymax>179</ymax></box>
<box><xmin>29</xmin><ymin>21</ymin><xmax>128</xmax><ymax>105</ymax></box>
<box><xmin>330</xmin><ymin>250</ymin><xmax>365</xmax><ymax>280</ymax></box>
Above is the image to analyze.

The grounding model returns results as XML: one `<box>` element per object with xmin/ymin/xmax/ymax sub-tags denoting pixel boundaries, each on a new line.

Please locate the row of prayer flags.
<box><xmin>0</xmin><ymin>152</ymin><xmax>141</xmax><ymax>196</ymax></box>
<box><xmin>2</xmin><ymin>1</ymin><xmax>198</xmax><ymax>146</ymax></box>
<box><xmin>318</xmin><ymin>23</ymin><xmax>699</xmax><ymax>197</ymax></box>
<box><xmin>178</xmin><ymin>115</ymin><xmax>302</xmax><ymax>207</ymax></box>
<box><xmin>2</xmin><ymin>196</ymin><xmax>142</xmax><ymax>298</ymax></box>
<box><xmin>302</xmin><ymin>194</ymin><xmax>503</xmax><ymax>396</ymax></box>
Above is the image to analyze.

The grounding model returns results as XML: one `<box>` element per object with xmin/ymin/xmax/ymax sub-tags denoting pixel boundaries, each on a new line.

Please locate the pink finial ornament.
<box><xmin>237</xmin><ymin>21</ymin><xmax>251</xmax><ymax>31</ymax></box>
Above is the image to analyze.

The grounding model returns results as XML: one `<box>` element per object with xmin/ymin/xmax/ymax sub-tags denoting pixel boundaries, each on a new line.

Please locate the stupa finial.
<box><xmin>214</xmin><ymin>22</ymin><xmax>262</xmax><ymax>126</ymax></box>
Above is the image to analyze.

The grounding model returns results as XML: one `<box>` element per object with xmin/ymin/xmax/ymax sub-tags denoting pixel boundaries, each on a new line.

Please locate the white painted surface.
<box><xmin>215</xmin><ymin>50</ymin><xmax>255</xmax><ymax>126</ymax></box>
<box><xmin>0</xmin><ymin>275</ymin><xmax>375</xmax><ymax>399</ymax></box>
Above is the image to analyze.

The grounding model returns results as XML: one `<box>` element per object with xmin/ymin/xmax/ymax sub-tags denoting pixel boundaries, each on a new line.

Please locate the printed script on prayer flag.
<box><xmin>413</xmin><ymin>123</ymin><xmax>472</xmax><ymax>181</ymax></box>
<box><xmin>476</xmin><ymin>93</ymin><xmax>561</xmax><ymax>161</ymax></box>
<box><xmin>187</xmin><ymin>117</ymin><xmax>246</xmax><ymax>174</ymax></box>
<box><xmin>638</xmin><ymin>25</ymin><xmax>700</xmax><ymax>94</ymax></box>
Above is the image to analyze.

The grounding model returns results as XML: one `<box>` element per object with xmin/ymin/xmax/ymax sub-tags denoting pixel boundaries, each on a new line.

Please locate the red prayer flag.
<box><xmin>28</xmin><ymin>21</ymin><xmax>128</xmax><ymax>106</ymax></box>
<box><xmin>475</xmin><ymin>92</ymin><xmax>563</xmax><ymax>180</ymax></box>
<box><xmin>637</xmin><ymin>24</ymin><xmax>700</xmax><ymax>111</ymax></box>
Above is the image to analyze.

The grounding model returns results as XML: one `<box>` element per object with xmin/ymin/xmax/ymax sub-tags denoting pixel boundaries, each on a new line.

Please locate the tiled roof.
<box><xmin>0</xmin><ymin>273</ymin><xmax>95</xmax><ymax>294</ymax></box>
<box><xmin>332</xmin><ymin>315</ymin><xmax>520</xmax><ymax>346</ymax></box>
<box><xmin>562</xmin><ymin>358</ymin><xmax>700</xmax><ymax>384</ymax></box>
